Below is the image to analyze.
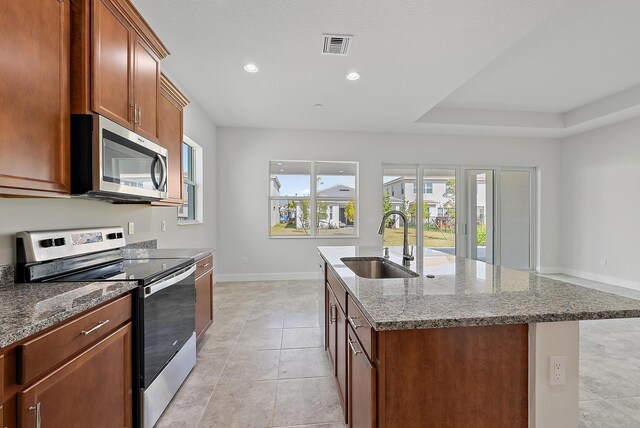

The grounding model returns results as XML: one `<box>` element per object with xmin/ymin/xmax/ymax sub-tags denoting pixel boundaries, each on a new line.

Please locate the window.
<box><xmin>424</xmin><ymin>181</ymin><xmax>433</xmax><ymax>194</ymax></box>
<box><xmin>269</xmin><ymin>161</ymin><xmax>358</xmax><ymax>237</ymax></box>
<box><xmin>178</xmin><ymin>136</ymin><xmax>203</xmax><ymax>224</ymax></box>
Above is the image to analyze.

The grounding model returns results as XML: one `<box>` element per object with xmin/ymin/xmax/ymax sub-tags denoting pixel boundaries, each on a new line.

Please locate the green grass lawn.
<box><xmin>270</xmin><ymin>223</ymin><xmax>309</xmax><ymax>236</ymax></box>
<box><xmin>383</xmin><ymin>226</ymin><xmax>455</xmax><ymax>248</ymax></box>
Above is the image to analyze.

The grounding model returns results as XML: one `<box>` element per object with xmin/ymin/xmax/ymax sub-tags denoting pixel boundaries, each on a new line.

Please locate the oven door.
<box><xmin>139</xmin><ymin>265</ymin><xmax>196</xmax><ymax>389</ymax></box>
<box><xmin>98</xmin><ymin>116</ymin><xmax>168</xmax><ymax>200</ymax></box>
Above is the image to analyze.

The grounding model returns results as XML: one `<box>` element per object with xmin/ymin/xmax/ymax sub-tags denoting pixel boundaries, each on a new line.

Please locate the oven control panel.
<box><xmin>16</xmin><ymin>227</ymin><xmax>127</xmax><ymax>263</ymax></box>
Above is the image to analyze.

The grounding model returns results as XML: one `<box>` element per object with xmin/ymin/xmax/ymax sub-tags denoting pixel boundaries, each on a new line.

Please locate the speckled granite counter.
<box><xmin>122</xmin><ymin>248</ymin><xmax>213</xmax><ymax>261</ymax></box>
<box><xmin>318</xmin><ymin>246</ymin><xmax>640</xmax><ymax>331</ymax></box>
<box><xmin>0</xmin><ymin>280</ymin><xmax>137</xmax><ymax>349</ymax></box>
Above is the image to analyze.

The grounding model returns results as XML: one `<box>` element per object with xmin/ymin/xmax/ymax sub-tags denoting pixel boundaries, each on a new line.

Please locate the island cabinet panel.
<box><xmin>326</xmin><ymin>286</ymin><xmax>337</xmax><ymax>375</ymax></box>
<box><xmin>153</xmin><ymin>75</ymin><xmax>190</xmax><ymax>206</ymax></box>
<box><xmin>348</xmin><ymin>326</ymin><xmax>376</xmax><ymax>428</ymax></box>
<box><xmin>0</xmin><ymin>0</ymin><xmax>70</xmax><ymax>197</ymax></box>
<box><xmin>377</xmin><ymin>324</ymin><xmax>529</xmax><ymax>428</ymax></box>
<box><xmin>18</xmin><ymin>323</ymin><xmax>133</xmax><ymax>428</ymax></box>
<box><xmin>336</xmin><ymin>299</ymin><xmax>348</xmax><ymax>420</ymax></box>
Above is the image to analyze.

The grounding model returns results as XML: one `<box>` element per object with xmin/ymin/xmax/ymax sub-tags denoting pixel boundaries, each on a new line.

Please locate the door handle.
<box><xmin>329</xmin><ymin>304</ymin><xmax>336</xmax><ymax>324</ymax></box>
<box><xmin>28</xmin><ymin>402</ymin><xmax>41</xmax><ymax>428</ymax></box>
<box><xmin>158</xmin><ymin>154</ymin><xmax>167</xmax><ymax>190</ymax></box>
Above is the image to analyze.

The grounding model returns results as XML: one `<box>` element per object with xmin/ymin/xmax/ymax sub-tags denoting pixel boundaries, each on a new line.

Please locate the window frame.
<box><xmin>177</xmin><ymin>135</ymin><xmax>204</xmax><ymax>225</ymax></box>
<box><xmin>268</xmin><ymin>160</ymin><xmax>359</xmax><ymax>239</ymax></box>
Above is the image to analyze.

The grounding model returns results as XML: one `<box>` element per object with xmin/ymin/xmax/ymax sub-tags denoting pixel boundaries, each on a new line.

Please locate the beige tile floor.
<box><xmin>157</xmin><ymin>280</ymin><xmax>347</xmax><ymax>428</ymax></box>
<box><xmin>159</xmin><ymin>276</ymin><xmax>640</xmax><ymax>427</ymax></box>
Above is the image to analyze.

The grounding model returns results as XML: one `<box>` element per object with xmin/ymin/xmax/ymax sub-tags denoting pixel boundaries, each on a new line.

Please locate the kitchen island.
<box><xmin>318</xmin><ymin>246</ymin><xmax>640</xmax><ymax>428</ymax></box>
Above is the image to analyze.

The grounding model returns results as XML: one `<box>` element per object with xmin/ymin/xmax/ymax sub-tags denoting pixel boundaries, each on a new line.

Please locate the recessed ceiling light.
<box><xmin>339</xmin><ymin>170</ymin><xmax>344</xmax><ymax>173</ymax></box>
<box><xmin>244</xmin><ymin>64</ymin><xmax>259</xmax><ymax>73</ymax></box>
<box><xmin>277</xmin><ymin>162</ymin><xmax>282</xmax><ymax>165</ymax></box>
<box><xmin>280</xmin><ymin>169</ymin><xmax>284</xmax><ymax>172</ymax></box>
<box><xmin>346</xmin><ymin>72</ymin><xmax>360</xmax><ymax>81</ymax></box>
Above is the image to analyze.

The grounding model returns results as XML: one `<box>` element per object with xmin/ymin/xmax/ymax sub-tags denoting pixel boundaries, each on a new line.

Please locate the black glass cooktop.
<box><xmin>52</xmin><ymin>258</ymin><xmax>193</xmax><ymax>286</ymax></box>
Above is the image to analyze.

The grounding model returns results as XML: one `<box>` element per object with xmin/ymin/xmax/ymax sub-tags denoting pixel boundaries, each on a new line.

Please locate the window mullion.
<box><xmin>310</xmin><ymin>161</ymin><xmax>317</xmax><ymax>237</ymax></box>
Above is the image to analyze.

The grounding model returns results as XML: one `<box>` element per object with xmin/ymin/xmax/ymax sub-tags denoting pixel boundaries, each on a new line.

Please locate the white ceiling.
<box><xmin>439</xmin><ymin>0</ymin><xmax>640</xmax><ymax>113</ymax></box>
<box><xmin>132</xmin><ymin>0</ymin><xmax>640</xmax><ymax>138</ymax></box>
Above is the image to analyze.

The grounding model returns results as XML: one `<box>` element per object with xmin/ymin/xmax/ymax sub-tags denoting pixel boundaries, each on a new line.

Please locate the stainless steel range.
<box><xmin>15</xmin><ymin>227</ymin><xmax>196</xmax><ymax>428</ymax></box>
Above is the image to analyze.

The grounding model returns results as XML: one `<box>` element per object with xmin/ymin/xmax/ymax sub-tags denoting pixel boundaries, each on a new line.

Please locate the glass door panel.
<box><xmin>382</xmin><ymin>168</ymin><xmax>417</xmax><ymax>248</ymax></box>
<box><xmin>422</xmin><ymin>168</ymin><xmax>456</xmax><ymax>255</ymax></box>
<box><xmin>499</xmin><ymin>170</ymin><xmax>532</xmax><ymax>269</ymax></box>
<box><xmin>466</xmin><ymin>170</ymin><xmax>494</xmax><ymax>264</ymax></box>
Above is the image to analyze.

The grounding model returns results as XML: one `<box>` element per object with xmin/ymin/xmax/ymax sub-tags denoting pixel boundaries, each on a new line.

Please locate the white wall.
<box><xmin>0</xmin><ymin>100</ymin><xmax>217</xmax><ymax>266</ymax></box>
<box><xmin>560</xmin><ymin>117</ymin><xmax>640</xmax><ymax>289</ymax></box>
<box><xmin>216</xmin><ymin>127</ymin><xmax>561</xmax><ymax>279</ymax></box>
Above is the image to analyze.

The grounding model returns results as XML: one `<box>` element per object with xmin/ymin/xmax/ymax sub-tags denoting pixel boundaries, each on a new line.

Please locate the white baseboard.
<box><xmin>214</xmin><ymin>271</ymin><xmax>320</xmax><ymax>283</ymax></box>
<box><xmin>555</xmin><ymin>267</ymin><xmax>640</xmax><ymax>291</ymax></box>
<box><xmin>536</xmin><ymin>267</ymin><xmax>563</xmax><ymax>275</ymax></box>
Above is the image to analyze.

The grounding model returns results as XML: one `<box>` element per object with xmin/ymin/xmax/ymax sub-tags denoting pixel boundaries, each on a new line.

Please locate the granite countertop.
<box><xmin>0</xmin><ymin>281</ymin><xmax>138</xmax><ymax>349</ymax></box>
<box><xmin>318</xmin><ymin>246</ymin><xmax>640</xmax><ymax>331</ymax></box>
<box><xmin>122</xmin><ymin>248</ymin><xmax>213</xmax><ymax>261</ymax></box>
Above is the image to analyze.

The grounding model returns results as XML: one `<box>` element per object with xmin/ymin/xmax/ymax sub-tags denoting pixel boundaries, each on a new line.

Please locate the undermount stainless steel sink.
<box><xmin>340</xmin><ymin>257</ymin><xmax>419</xmax><ymax>279</ymax></box>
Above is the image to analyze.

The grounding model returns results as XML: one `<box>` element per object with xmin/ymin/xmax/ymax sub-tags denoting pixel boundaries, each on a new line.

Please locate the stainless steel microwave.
<box><xmin>71</xmin><ymin>114</ymin><xmax>168</xmax><ymax>201</ymax></box>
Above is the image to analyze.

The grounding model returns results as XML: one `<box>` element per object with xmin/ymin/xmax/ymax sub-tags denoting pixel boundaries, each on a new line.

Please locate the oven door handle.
<box><xmin>142</xmin><ymin>265</ymin><xmax>196</xmax><ymax>298</ymax></box>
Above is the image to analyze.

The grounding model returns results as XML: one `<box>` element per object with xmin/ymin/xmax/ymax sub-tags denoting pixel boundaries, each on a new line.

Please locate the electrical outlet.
<box><xmin>549</xmin><ymin>355</ymin><xmax>566</xmax><ymax>386</ymax></box>
<box><xmin>601</xmin><ymin>258</ymin><xmax>607</xmax><ymax>266</ymax></box>
<box><xmin>128</xmin><ymin>222</ymin><xmax>135</xmax><ymax>235</ymax></box>
<box><xmin>161</xmin><ymin>221</ymin><xmax>166</xmax><ymax>232</ymax></box>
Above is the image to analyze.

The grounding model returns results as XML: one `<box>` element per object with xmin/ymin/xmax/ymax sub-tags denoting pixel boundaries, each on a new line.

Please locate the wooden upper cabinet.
<box><xmin>0</xmin><ymin>0</ymin><xmax>70</xmax><ymax>197</ymax></box>
<box><xmin>72</xmin><ymin>0</ymin><xmax>169</xmax><ymax>141</ymax></box>
<box><xmin>154</xmin><ymin>74</ymin><xmax>189</xmax><ymax>205</ymax></box>
<box><xmin>91</xmin><ymin>0</ymin><xmax>134</xmax><ymax>129</ymax></box>
<box><xmin>133</xmin><ymin>38</ymin><xmax>160</xmax><ymax>141</ymax></box>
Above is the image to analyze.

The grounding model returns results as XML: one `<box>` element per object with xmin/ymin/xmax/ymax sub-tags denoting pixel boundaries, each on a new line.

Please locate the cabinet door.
<box><xmin>91</xmin><ymin>0</ymin><xmax>134</xmax><ymax>129</ymax></box>
<box><xmin>195</xmin><ymin>271</ymin><xmax>214</xmax><ymax>340</ymax></box>
<box><xmin>348</xmin><ymin>327</ymin><xmax>376</xmax><ymax>428</ymax></box>
<box><xmin>157</xmin><ymin>84</ymin><xmax>184</xmax><ymax>203</ymax></box>
<box><xmin>326</xmin><ymin>286</ymin><xmax>337</xmax><ymax>374</ymax></box>
<box><xmin>0</xmin><ymin>0</ymin><xmax>70</xmax><ymax>196</ymax></box>
<box><xmin>19</xmin><ymin>323</ymin><xmax>133</xmax><ymax>428</ymax></box>
<box><xmin>336</xmin><ymin>304</ymin><xmax>348</xmax><ymax>419</ymax></box>
<box><xmin>133</xmin><ymin>36</ymin><xmax>160</xmax><ymax>141</ymax></box>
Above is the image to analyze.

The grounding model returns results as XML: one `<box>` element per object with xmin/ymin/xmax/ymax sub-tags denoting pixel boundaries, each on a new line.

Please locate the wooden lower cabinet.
<box><xmin>348</xmin><ymin>326</ymin><xmax>376</xmax><ymax>428</ymax></box>
<box><xmin>335</xmin><ymin>300</ymin><xmax>347</xmax><ymax>420</ymax></box>
<box><xmin>195</xmin><ymin>270</ymin><xmax>214</xmax><ymax>340</ymax></box>
<box><xmin>18</xmin><ymin>323</ymin><xmax>132</xmax><ymax>428</ymax></box>
<box><xmin>326</xmin><ymin>287</ymin><xmax>337</xmax><ymax>374</ymax></box>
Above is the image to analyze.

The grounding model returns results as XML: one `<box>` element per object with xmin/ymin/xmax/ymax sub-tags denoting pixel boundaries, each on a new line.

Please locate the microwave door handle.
<box><xmin>142</xmin><ymin>265</ymin><xmax>196</xmax><ymax>298</ymax></box>
<box><xmin>158</xmin><ymin>155</ymin><xmax>167</xmax><ymax>190</ymax></box>
<box><xmin>150</xmin><ymin>155</ymin><xmax>161</xmax><ymax>190</ymax></box>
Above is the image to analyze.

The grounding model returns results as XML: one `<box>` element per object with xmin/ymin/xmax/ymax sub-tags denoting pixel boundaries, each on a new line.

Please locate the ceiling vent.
<box><xmin>321</xmin><ymin>34</ymin><xmax>352</xmax><ymax>55</ymax></box>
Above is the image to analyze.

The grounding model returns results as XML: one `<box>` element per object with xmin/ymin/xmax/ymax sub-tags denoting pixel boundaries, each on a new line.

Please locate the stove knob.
<box><xmin>40</xmin><ymin>239</ymin><xmax>54</xmax><ymax>248</ymax></box>
<box><xmin>106</xmin><ymin>233</ymin><xmax>117</xmax><ymax>240</ymax></box>
<box><xmin>54</xmin><ymin>238</ymin><xmax>66</xmax><ymax>246</ymax></box>
<box><xmin>116</xmin><ymin>232</ymin><xmax>124</xmax><ymax>239</ymax></box>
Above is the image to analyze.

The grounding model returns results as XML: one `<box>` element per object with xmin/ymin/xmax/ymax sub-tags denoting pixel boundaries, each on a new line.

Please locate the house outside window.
<box><xmin>424</xmin><ymin>181</ymin><xmax>433</xmax><ymax>194</ymax></box>
<box><xmin>269</xmin><ymin>160</ymin><xmax>358</xmax><ymax>237</ymax></box>
<box><xmin>178</xmin><ymin>135</ymin><xmax>203</xmax><ymax>224</ymax></box>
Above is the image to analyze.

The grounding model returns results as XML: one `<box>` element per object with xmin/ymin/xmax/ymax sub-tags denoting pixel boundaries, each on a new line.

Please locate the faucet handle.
<box><xmin>406</xmin><ymin>245</ymin><xmax>415</xmax><ymax>261</ymax></box>
<box><xmin>383</xmin><ymin>247</ymin><xmax>390</xmax><ymax>258</ymax></box>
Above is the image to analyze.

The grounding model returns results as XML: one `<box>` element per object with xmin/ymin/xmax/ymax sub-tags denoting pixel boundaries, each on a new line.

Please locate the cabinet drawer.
<box><xmin>195</xmin><ymin>255</ymin><xmax>213</xmax><ymax>278</ymax></box>
<box><xmin>0</xmin><ymin>354</ymin><xmax>4</xmax><ymax>402</ymax></box>
<box><xmin>19</xmin><ymin>294</ymin><xmax>132</xmax><ymax>385</ymax></box>
<box><xmin>347</xmin><ymin>294</ymin><xmax>375</xmax><ymax>360</ymax></box>
<box><xmin>327</xmin><ymin>266</ymin><xmax>347</xmax><ymax>311</ymax></box>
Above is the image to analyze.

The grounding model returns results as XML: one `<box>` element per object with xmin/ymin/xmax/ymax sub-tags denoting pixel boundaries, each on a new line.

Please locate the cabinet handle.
<box><xmin>202</xmin><ymin>262</ymin><xmax>210</xmax><ymax>268</ymax></box>
<box><xmin>137</xmin><ymin>105</ymin><xmax>141</xmax><ymax>124</ymax></box>
<box><xmin>348</xmin><ymin>339</ymin><xmax>362</xmax><ymax>356</ymax></box>
<box><xmin>28</xmin><ymin>402</ymin><xmax>41</xmax><ymax>428</ymax></box>
<box><xmin>348</xmin><ymin>315</ymin><xmax>363</xmax><ymax>329</ymax></box>
<box><xmin>330</xmin><ymin>304</ymin><xmax>336</xmax><ymax>324</ymax></box>
<box><xmin>81</xmin><ymin>320</ymin><xmax>109</xmax><ymax>335</ymax></box>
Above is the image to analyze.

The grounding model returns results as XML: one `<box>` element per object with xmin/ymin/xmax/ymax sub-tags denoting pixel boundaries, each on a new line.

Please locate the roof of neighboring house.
<box><xmin>318</xmin><ymin>184</ymin><xmax>355</xmax><ymax>198</ymax></box>
<box><xmin>270</xmin><ymin>175</ymin><xmax>281</xmax><ymax>191</ymax></box>
<box><xmin>388</xmin><ymin>196</ymin><xmax>405</xmax><ymax>204</ymax></box>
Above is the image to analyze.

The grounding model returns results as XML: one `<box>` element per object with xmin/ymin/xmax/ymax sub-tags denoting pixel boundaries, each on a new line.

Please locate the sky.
<box><xmin>276</xmin><ymin>174</ymin><xmax>356</xmax><ymax>197</ymax></box>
